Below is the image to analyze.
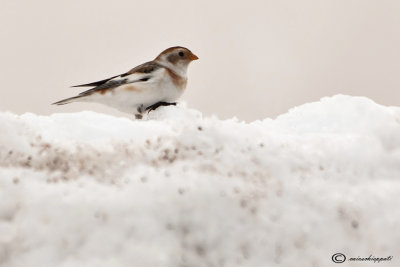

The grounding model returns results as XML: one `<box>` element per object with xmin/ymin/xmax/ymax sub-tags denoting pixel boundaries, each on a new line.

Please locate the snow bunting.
<box><xmin>53</xmin><ymin>46</ymin><xmax>198</xmax><ymax>119</ymax></box>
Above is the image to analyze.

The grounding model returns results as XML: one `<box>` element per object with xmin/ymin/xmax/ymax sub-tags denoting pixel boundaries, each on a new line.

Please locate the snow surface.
<box><xmin>1</xmin><ymin>95</ymin><xmax>399</xmax><ymax>267</ymax></box>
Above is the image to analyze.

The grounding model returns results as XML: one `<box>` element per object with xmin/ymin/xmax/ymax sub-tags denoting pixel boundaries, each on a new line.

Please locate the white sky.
<box><xmin>1</xmin><ymin>0</ymin><xmax>399</xmax><ymax>121</ymax></box>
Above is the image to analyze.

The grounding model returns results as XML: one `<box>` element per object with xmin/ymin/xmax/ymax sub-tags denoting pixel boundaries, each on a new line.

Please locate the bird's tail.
<box><xmin>52</xmin><ymin>95</ymin><xmax>85</xmax><ymax>105</ymax></box>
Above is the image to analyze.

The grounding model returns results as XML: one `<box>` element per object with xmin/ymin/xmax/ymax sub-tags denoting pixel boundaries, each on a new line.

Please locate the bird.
<box><xmin>53</xmin><ymin>46</ymin><xmax>198</xmax><ymax>119</ymax></box>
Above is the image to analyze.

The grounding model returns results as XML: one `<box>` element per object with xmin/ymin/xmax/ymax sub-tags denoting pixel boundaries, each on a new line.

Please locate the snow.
<box><xmin>0</xmin><ymin>95</ymin><xmax>399</xmax><ymax>267</ymax></box>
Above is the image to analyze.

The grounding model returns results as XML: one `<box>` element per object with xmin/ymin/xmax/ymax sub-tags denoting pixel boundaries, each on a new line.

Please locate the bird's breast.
<box><xmin>165</xmin><ymin>68</ymin><xmax>188</xmax><ymax>90</ymax></box>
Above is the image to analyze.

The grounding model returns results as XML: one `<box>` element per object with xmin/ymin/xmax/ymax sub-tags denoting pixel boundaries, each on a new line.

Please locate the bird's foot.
<box><xmin>135</xmin><ymin>104</ymin><xmax>145</xmax><ymax>119</ymax></box>
<box><xmin>146</xmin><ymin>102</ymin><xmax>177</xmax><ymax>113</ymax></box>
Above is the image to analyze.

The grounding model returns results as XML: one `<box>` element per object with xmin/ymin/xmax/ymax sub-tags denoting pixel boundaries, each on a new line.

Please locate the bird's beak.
<box><xmin>189</xmin><ymin>53</ymin><xmax>199</xmax><ymax>61</ymax></box>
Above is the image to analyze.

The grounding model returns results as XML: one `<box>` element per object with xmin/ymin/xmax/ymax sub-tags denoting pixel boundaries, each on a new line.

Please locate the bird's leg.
<box><xmin>135</xmin><ymin>104</ymin><xmax>145</xmax><ymax>119</ymax></box>
<box><xmin>146</xmin><ymin>102</ymin><xmax>177</xmax><ymax>113</ymax></box>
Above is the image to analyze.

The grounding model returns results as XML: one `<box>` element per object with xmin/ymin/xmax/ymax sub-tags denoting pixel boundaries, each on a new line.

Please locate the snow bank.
<box><xmin>0</xmin><ymin>95</ymin><xmax>399</xmax><ymax>267</ymax></box>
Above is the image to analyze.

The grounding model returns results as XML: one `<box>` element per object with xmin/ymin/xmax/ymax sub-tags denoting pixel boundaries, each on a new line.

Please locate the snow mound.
<box><xmin>0</xmin><ymin>95</ymin><xmax>399</xmax><ymax>267</ymax></box>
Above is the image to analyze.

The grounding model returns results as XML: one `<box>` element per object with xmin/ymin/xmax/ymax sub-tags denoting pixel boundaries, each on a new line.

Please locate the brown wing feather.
<box><xmin>121</xmin><ymin>61</ymin><xmax>162</xmax><ymax>77</ymax></box>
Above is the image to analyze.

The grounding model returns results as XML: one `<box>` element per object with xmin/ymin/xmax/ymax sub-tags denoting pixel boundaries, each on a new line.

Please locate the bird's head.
<box><xmin>155</xmin><ymin>46</ymin><xmax>198</xmax><ymax>76</ymax></box>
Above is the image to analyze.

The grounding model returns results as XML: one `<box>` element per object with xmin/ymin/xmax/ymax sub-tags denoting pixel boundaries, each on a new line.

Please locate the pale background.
<box><xmin>1</xmin><ymin>0</ymin><xmax>399</xmax><ymax>121</ymax></box>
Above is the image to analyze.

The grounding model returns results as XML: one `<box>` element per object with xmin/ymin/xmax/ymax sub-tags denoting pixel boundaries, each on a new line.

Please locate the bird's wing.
<box><xmin>71</xmin><ymin>75</ymin><xmax>120</xmax><ymax>88</ymax></box>
<box><xmin>74</xmin><ymin>61</ymin><xmax>164</xmax><ymax>96</ymax></box>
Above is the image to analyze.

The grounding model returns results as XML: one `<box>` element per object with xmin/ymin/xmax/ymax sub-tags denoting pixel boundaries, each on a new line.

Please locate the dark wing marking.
<box><xmin>72</xmin><ymin>75</ymin><xmax>119</xmax><ymax>88</ymax></box>
<box><xmin>120</xmin><ymin>61</ymin><xmax>162</xmax><ymax>77</ymax></box>
<box><xmin>78</xmin><ymin>79</ymin><xmax>129</xmax><ymax>96</ymax></box>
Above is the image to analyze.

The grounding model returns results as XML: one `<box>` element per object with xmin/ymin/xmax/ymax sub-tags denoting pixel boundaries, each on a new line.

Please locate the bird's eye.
<box><xmin>178</xmin><ymin>51</ymin><xmax>184</xmax><ymax>57</ymax></box>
